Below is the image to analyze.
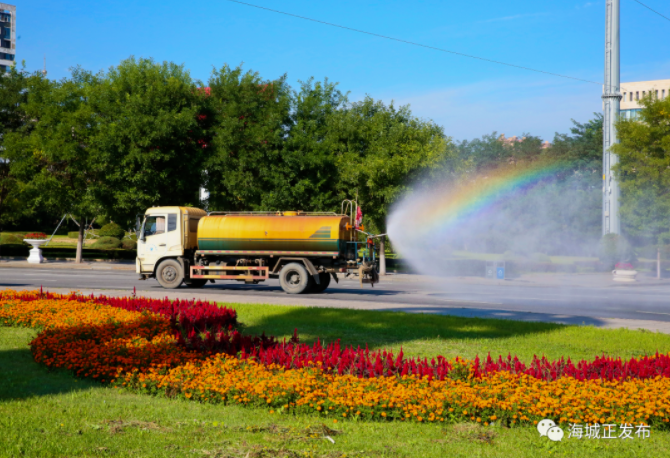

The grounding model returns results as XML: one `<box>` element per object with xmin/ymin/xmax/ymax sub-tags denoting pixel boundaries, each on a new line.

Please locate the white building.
<box><xmin>0</xmin><ymin>3</ymin><xmax>15</xmax><ymax>72</ymax></box>
<box><xmin>620</xmin><ymin>79</ymin><xmax>670</xmax><ymax>120</ymax></box>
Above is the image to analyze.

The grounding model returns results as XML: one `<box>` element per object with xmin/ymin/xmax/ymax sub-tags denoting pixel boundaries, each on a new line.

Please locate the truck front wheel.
<box><xmin>156</xmin><ymin>259</ymin><xmax>184</xmax><ymax>289</ymax></box>
<box><xmin>279</xmin><ymin>262</ymin><xmax>310</xmax><ymax>294</ymax></box>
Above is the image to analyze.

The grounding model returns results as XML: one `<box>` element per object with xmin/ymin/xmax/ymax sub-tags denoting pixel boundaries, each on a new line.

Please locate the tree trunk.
<box><xmin>379</xmin><ymin>238</ymin><xmax>386</xmax><ymax>276</ymax></box>
<box><xmin>76</xmin><ymin>221</ymin><xmax>84</xmax><ymax>263</ymax></box>
<box><xmin>658</xmin><ymin>246</ymin><xmax>662</xmax><ymax>280</ymax></box>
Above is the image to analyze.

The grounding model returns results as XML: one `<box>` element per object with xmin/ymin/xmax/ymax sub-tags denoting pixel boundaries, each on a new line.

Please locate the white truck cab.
<box><xmin>136</xmin><ymin>206</ymin><xmax>206</xmax><ymax>287</ymax></box>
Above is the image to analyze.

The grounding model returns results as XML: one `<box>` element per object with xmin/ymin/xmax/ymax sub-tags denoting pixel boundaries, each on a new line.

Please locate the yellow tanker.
<box><xmin>197</xmin><ymin>212</ymin><xmax>353</xmax><ymax>254</ymax></box>
<box><xmin>137</xmin><ymin>207</ymin><xmax>377</xmax><ymax>294</ymax></box>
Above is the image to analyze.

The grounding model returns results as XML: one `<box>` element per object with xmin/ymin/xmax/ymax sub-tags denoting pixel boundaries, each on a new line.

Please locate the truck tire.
<box><xmin>156</xmin><ymin>259</ymin><xmax>184</xmax><ymax>289</ymax></box>
<box><xmin>311</xmin><ymin>272</ymin><xmax>331</xmax><ymax>293</ymax></box>
<box><xmin>184</xmin><ymin>278</ymin><xmax>208</xmax><ymax>288</ymax></box>
<box><xmin>280</xmin><ymin>262</ymin><xmax>310</xmax><ymax>294</ymax></box>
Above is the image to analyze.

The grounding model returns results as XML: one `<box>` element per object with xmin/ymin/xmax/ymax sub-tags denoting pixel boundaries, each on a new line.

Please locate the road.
<box><xmin>1</xmin><ymin>266</ymin><xmax>669</xmax><ymax>331</ymax></box>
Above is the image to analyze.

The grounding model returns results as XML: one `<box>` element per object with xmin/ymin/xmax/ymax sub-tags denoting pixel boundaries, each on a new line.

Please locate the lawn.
<box><xmin>2</xmin><ymin>302</ymin><xmax>670</xmax><ymax>457</ymax></box>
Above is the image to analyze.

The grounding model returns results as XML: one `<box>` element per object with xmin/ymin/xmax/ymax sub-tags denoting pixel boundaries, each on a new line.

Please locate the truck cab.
<box><xmin>136</xmin><ymin>206</ymin><xmax>206</xmax><ymax>286</ymax></box>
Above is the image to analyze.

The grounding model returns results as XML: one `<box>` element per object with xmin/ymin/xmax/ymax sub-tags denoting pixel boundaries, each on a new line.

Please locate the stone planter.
<box><xmin>612</xmin><ymin>269</ymin><xmax>637</xmax><ymax>282</ymax></box>
<box><xmin>24</xmin><ymin>239</ymin><xmax>47</xmax><ymax>264</ymax></box>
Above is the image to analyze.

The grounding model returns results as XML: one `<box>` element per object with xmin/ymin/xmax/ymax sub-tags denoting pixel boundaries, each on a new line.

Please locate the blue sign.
<box><xmin>496</xmin><ymin>267</ymin><xmax>505</xmax><ymax>279</ymax></box>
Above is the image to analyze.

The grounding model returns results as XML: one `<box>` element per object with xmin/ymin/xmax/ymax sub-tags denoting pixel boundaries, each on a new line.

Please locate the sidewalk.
<box><xmin>0</xmin><ymin>258</ymin><xmax>135</xmax><ymax>270</ymax></box>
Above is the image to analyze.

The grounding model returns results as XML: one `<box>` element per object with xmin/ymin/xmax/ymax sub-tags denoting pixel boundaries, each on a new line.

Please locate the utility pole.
<box><xmin>602</xmin><ymin>0</ymin><xmax>621</xmax><ymax>235</ymax></box>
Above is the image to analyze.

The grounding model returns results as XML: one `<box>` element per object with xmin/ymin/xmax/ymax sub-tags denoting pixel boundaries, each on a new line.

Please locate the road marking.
<box><xmin>435</xmin><ymin>298</ymin><xmax>503</xmax><ymax>305</ymax></box>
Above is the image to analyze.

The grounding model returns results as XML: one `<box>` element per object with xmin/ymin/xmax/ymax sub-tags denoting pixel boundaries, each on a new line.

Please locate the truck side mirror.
<box><xmin>136</xmin><ymin>215</ymin><xmax>144</xmax><ymax>241</ymax></box>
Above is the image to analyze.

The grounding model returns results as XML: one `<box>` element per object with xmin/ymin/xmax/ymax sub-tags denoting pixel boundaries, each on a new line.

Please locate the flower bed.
<box><xmin>2</xmin><ymin>289</ymin><xmax>670</xmax><ymax>428</ymax></box>
<box><xmin>23</xmin><ymin>232</ymin><xmax>47</xmax><ymax>240</ymax></box>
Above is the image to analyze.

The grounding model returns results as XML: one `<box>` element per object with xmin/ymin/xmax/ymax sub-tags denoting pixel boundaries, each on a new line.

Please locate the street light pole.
<box><xmin>602</xmin><ymin>0</ymin><xmax>621</xmax><ymax>235</ymax></box>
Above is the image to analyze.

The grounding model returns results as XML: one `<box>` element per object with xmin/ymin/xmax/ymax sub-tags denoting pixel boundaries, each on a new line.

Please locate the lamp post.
<box><xmin>602</xmin><ymin>0</ymin><xmax>621</xmax><ymax>235</ymax></box>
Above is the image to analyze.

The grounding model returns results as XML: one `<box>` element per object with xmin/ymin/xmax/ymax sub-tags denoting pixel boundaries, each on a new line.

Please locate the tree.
<box><xmin>0</xmin><ymin>64</ymin><xmax>37</xmax><ymax>229</ymax></box>
<box><xmin>326</xmin><ymin>97</ymin><xmax>453</xmax><ymax>233</ymax></box>
<box><xmin>5</xmin><ymin>58</ymin><xmax>208</xmax><ymax>261</ymax></box>
<box><xmin>204</xmin><ymin>65</ymin><xmax>291</xmax><ymax>211</ymax></box>
<box><xmin>262</xmin><ymin>78</ymin><xmax>347</xmax><ymax>212</ymax></box>
<box><xmin>4</xmin><ymin>68</ymin><xmax>105</xmax><ymax>262</ymax></box>
<box><xmin>548</xmin><ymin>115</ymin><xmax>603</xmax><ymax>175</ymax></box>
<box><xmin>612</xmin><ymin>93</ymin><xmax>670</xmax><ymax>277</ymax></box>
<box><xmin>86</xmin><ymin>57</ymin><xmax>208</xmax><ymax>224</ymax></box>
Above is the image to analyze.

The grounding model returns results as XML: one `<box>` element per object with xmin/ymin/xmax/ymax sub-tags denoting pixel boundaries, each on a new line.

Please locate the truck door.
<box><xmin>138</xmin><ymin>214</ymin><xmax>168</xmax><ymax>272</ymax></box>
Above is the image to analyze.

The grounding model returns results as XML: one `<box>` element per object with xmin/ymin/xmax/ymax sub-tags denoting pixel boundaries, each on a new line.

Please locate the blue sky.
<box><xmin>14</xmin><ymin>0</ymin><xmax>670</xmax><ymax>141</ymax></box>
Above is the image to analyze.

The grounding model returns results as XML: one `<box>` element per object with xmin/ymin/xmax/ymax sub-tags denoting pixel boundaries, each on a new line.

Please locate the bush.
<box><xmin>90</xmin><ymin>237</ymin><xmax>122</xmax><ymax>250</ymax></box>
<box><xmin>598</xmin><ymin>234</ymin><xmax>637</xmax><ymax>269</ymax></box>
<box><xmin>121</xmin><ymin>239</ymin><xmax>137</xmax><ymax>250</ymax></box>
<box><xmin>68</xmin><ymin>229</ymin><xmax>99</xmax><ymax>239</ymax></box>
<box><xmin>0</xmin><ymin>234</ymin><xmax>23</xmax><ymax>245</ymax></box>
<box><xmin>503</xmin><ymin>250</ymin><xmax>526</xmax><ymax>261</ymax></box>
<box><xmin>530</xmin><ymin>252</ymin><xmax>552</xmax><ymax>263</ymax></box>
<box><xmin>98</xmin><ymin>222</ymin><xmax>125</xmax><ymax>239</ymax></box>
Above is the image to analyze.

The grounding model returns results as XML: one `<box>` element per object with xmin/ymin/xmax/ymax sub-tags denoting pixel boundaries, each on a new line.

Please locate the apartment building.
<box><xmin>0</xmin><ymin>3</ymin><xmax>15</xmax><ymax>72</ymax></box>
<box><xmin>620</xmin><ymin>79</ymin><xmax>670</xmax><ymax>120</ymax></box>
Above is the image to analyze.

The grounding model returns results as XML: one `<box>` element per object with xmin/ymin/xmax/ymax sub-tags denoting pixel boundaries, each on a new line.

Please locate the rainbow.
<box><xmin>389</xmin><ymin>161</ymin><xmax>572</xmax><ymax>237</ymax></box>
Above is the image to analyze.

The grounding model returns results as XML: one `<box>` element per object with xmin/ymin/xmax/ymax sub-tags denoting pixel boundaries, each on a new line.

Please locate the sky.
<box><xmin>12</xmin><ymin>0</ymin><xmax>670</xmax><ymax>141</ymax></box>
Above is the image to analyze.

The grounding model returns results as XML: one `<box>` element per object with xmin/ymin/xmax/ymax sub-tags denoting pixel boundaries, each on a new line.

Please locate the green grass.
<box><xmin>234</xmin><ymin>303</ymin><xmax>670</xmax><ymax>361</ymax></box>
<box><xmin>3</xmin><ymin>305</ymin><xmax>670</xmax><ymax>457</ymax></box>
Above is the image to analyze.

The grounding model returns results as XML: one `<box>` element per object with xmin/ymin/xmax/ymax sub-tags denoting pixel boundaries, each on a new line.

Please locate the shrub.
<box><xmin>0</xmin><ymin>234</ymin><xmax>23</xmax><ymax>245</ymax></box>
<box><xmin>90</xmin><ymin>236</ymin><xmax>122</xmax><ymax>250</ymax></box>
<box><xmin>121</xmin><ymin>239</ymin><xmax>137</xmax><ymax>250</ymax></box>
<box><xmin>598</xmin><ymin>234</ymin><xmax>637</xmax><ymax>269</ymax></box>
<box><xmin>530</xmin><ymin>252</ymin><xmax>551</xmax><ymax>263</ymax></box>
<box><xmin>98</xmin><ymin>222</ymin><xmax>125</xmax><ymax>239</ymax></box>
<box><xmin>502</xmin><ymin>250</ymin><xmax>526</xmax><ymax>261</ymax></box>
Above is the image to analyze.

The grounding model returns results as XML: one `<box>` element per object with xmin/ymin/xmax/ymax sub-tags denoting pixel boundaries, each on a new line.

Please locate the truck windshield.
<box><xmin>144</xmin><ymin>216</ymin><xmax>166</xmax><ymax>237</ymax></box>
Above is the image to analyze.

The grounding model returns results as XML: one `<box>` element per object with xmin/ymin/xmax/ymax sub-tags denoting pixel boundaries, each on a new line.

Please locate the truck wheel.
<box><xmin>156</xmin><ymin>259</ymin><xmax>184</xmax><ymax>289</ymax></box>
<box><xmin>184</xmin><ymin>278</ymin><xmax>208</xmax><ymax>288</ymax></box>
<box><xmin>280</xmin><ymin>262</ymin><xmax>310</xmax><ymax>294</ymax></box>
<box><xmin>311</xmin><ymin>272</ymin><xmax>331</xmax><ymax>293</ymax></box>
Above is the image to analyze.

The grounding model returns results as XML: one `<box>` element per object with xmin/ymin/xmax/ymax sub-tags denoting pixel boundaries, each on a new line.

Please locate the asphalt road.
<box><xmin>1</xmin><ymin>267</ymin><xmax>669</xmax><ymax>328</ymax></box>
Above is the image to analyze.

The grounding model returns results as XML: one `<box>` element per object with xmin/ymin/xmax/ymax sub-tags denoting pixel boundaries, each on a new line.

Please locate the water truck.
<box><xmin>135</xmin><ymin>203</ymin><xmax>380</xmax><ymax>293</ymax></box>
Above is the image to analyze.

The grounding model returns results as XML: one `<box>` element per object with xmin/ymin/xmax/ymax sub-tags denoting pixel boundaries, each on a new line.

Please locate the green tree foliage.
<box><xmin>1</xmin><ymin>59</ymin><xmax>459</xmax><ymax>244</ymax></box>
<box><xmin>326</xmin><ymin>97</ymin><xmax>451</xmax><ymax>232</ymax></box>
<box><xmin>87</xmin><ymin>57</ymin><xmax>207</xmax><ymax>221</ymax></box>
<box><xmin>204</xmin><ymin>65</ymin><xmax>291</xmax><ymax>211</ymax></box>
<box><xmin>203</xmin><ymin>70</ymin><xmax>453</xmax><ymax>233</ymax></box>
<box><xmin>263</xmin><ymin>78</ymin><xmax>347</xmax><ymax>212</ymax></box>
<box><xmin>4</xmin><ymin>68</ymin><xmax>105</xmax><ymax>261</ymax></box>
<box><xmin>612</xmin><ymin>93</ymin><xmax>670</xmax><ymax>251</ymax></box>
<box><xmin>549</xmin><ymin>115</ymin><xmax>603</xmax><ymax>176</ymax></box>
<box><xmin>0</xmin><ymin>65</ymin><xmax>39</xmax><ymax>229</ymax></box>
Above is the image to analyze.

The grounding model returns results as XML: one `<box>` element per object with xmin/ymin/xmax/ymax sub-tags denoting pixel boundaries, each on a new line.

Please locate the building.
<box><xmin>620</xmin><ymin>79</ymin><xmax>670</xmax><ymax>120</ymax></box>
<box><xmin>0</xmin><ymin>3</ymin><xmax>15</xmax><ymax>72</ymax></box>
<box><xmin>498</xmin><ymin>134</ymin><xmax>551</xmax><ymax>149</ymax></box>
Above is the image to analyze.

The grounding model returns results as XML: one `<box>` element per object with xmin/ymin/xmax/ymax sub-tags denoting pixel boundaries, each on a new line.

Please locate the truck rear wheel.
<box><xmin>280</xmin><ymin>262</ymin><xmax>310</xmax><ymax>294</ymax></box>
<box><xmin>311</xmin><ymin>272</ymin><xmax>331</xmax><ymax>293</ymax></box>
<box><xmin>156</xmin><ymin>259</ymin><xmax>184</xmax><ymax>289</ymax></box>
